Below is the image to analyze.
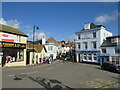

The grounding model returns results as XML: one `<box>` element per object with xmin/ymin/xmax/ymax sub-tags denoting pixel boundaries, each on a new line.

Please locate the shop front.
<box><xmin>1</xmin><ymin>41</ymin><xmax>26</xmax><ymax>67</ymax></box>
<box><xmin>0</xmin><ymin>24</ymin><xmax>28</xmax><ymax>67</ymax></box>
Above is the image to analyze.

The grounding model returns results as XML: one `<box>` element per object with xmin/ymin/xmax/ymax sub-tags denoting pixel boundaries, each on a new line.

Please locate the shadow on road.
<box><xmin>95</xmin><ymin>67</ymin><xmax>120</xmax><ymax>74</ymax></box>
<box><xmin>13</xmin><ymin>74</ymin><xmax>74</xmax><ymax>90</ymax></box>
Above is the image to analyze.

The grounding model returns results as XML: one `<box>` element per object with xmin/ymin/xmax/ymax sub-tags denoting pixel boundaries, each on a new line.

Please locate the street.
<box><xmin>2</xmin><ymin>60</ymin><xmax>120</xmax><ymax>89</ymax></box>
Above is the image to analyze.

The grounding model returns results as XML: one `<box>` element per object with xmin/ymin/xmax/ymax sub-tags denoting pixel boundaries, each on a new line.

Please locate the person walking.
<box><xmin>7</xmin><ymin>56</ymin><xmax>12</xmax><ymax>67</ymax></box>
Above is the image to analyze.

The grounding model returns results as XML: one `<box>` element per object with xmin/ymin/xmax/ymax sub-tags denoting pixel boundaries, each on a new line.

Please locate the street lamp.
<box><xmin>33</xmin><ymin>25</ymin><xmax>39</xmax><ymax>65</ymax></box>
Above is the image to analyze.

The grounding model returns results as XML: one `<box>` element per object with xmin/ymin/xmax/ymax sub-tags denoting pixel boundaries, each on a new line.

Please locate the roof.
<box><xmin>81</xmin><ymin>23</ymin><xmax>105</xmax><ymax>31</ymax></box>
<box><xmin>101</xmin><ymin>40</ymin><xmax>117</xmax><ymax>47</ymax></box>
<box><xmin>0</xmin><ymin>24</ymin><xmax>28</xmax><ymax>37</ymax></box>
<box><xmin>101</xmin><ymin>36</ymin><xmax>120</xmax><ymax>47</ymax></box>
<box><xmin>27</xmin><ymin>42</ymin><xmax>46</xmax><ymax>52</ymax></box>
<box><xmin>46</xmin><ymin>37</ymin><xmax>57</xmax><ymax>43</ymax></box>
<box><xmin>106</xmin><ymin>35</ymin><xmax>120</xmax><ymax>39</ymax></box>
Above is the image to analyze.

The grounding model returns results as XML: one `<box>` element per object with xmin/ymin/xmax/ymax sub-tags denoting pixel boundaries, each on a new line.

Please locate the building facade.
<box><xmin>35</xmin><ymin>37</ymin><xmax>59</xmax><ymax>60</ymax></box>
<box><xmin>27</xmin><ymin>42</ymin><xmax>47</xmax><ymax>65</ymax></box>
<box><xmin>75</xmin><ymin>22</ymin><xmax>112</xmax><ymax>63</ymax></box>
<box><xmin>100</xmin><ymin>36</ymin><xmax>120</xmax><ymax>66</ymax></box>
<box><xmin>0</xmin><ymin>24</ymin><xmax>28</xmax><ymax>67</ymax></box>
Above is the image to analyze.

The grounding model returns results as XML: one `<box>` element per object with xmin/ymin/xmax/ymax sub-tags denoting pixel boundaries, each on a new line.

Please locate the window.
<box><xmin>48</xmin><ymin>46</ymin><xmax>53</xmax><ymax>51</ymax></box>
<box><xmin>115</xmin><ymin>48</ymin><xmax>120</xmax><ymax>54</ymax></box>
<box><xmin>111</xmin><ymin>38</ymin><xmax>117</xmax><ymax>43</ymax></box>
<box><xmin>17</xmin><ymin>35</ymin><xmax>21</xmax><ymax>42</ymax></box>
<box><xmin>88</xmin><ymin>54</ymin><xmax>92</xmax><ymax>60</ymax></box>
<box><xmin>19</xmin><ymin>36</ymin><xmax>21</xmax><ymax>42</ymax></box>
<box><xmin>102</xmin><ymin>48</ymin><xmax>106</xmax><ymax>53</ymax></box>
<box><xmin>78</xmin><ymin>34</ymin><xmax>80</xmax><ymax>39</ymax></box>
<box><xmin>92</xmin><ymin>41</ymin><xmax>97</xmax><ymax>49</ymax></box>
<box><xmin>116</xmin><ymin>58</ymin><xmax>119</xmax><ymax>64</ymax></box>
<box><xmin>112</xmin><ymin>57</ymin><xmax>120</xmax><ymax>66</ymax></box>
<box><xmin>78</xmin><ymin>43</ymin><xmax>80</xmax><ymax>49</ymax></box>
<box><xmin>93</xmin><ymin>32</ymin><xmax>96</xmax><ymax>38</ymax></box>
<box><xmin>84</xmin><ymin>42</ymin><xmax>88</xmax><ymax>49</ymax></box>
<box><xmin>93</xmin><ymin>54</ymin><xmax>97</xmax><ymax>60</ymax></box>
<box><xmin>112</xmin><ymin>57</ymin><xmax>115</xmax><ymax>64</ymax></box>
<box><xmin>84</xmin><ymin>54</ymin><xmax>87</xmax><ymax>59</ymax></box>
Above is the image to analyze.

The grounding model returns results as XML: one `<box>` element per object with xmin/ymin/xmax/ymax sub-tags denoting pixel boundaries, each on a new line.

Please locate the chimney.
<box><xmin>42</xmin><ymin>35</ymin><xmax>46</xmax><ymax>45</ymax></box>
<box><xmin>84</xmin><ymin>22</ymin><xmax>90</xmax><ymax>30</ymax></box>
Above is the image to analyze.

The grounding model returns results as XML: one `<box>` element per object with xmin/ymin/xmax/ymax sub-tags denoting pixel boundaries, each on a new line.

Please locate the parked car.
<box><xmin>65</xmin><ymin>56</ymin><xmax>71</xmax><ymax>60</ymax></box>
<box><xmin>101</xmin><ymin>63</ymin><xmax>120</xmax><ymax>73</ymax></box>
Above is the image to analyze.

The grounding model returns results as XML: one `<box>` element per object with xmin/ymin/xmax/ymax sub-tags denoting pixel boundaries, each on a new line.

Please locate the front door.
<box><xmin>78</xmin><ymin>54</ymin><xmax>81</xmax><ymax>62</ymax></box>
<box><xmin>102</xmin><ymin>58</ymin><xmax>104</xmax><ymax>65</ymax></box>
<box><xmin>50</xmin><ymin>54</ymin><xmax>53</xmax><ymax>60</ymax></box>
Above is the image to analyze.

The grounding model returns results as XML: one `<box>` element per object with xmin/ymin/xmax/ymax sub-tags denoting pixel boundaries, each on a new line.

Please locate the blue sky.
<box><xmin>1</xmin><ymin>2</ymin><xmax>118</xmax><ymax>41</ymax></box>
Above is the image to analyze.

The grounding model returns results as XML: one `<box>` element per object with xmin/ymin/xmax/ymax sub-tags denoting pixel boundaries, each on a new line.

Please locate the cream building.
<box><xmin>0</xmin><ymin>24</ymin><xmax>28</xmax><ymax>67</ymax></box>
<box><xmin>26</xmin><ymin>42</ymin><xmax>47</xmax><ymax>65</ymax></box>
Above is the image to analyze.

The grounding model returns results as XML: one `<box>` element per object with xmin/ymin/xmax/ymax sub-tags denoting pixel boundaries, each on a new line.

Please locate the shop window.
<box><xmin>115</xmin><ymin>48</ymin><xmax>120</xmax><ymax>54</ymax></box>
<box><xmin>112</xmin><ymin>58</ymin><xmax>115</xmax><ymax>64</ymax></box>
<box><xmin>88</xmin><ymin>54</ymin><xmax>92</xmax><ymax>60</ymax></box>
<box><xmin>102</xmin><ymin>48</ymin><xmax>106</xmax><ymax>53</ymax></box>
<box><xmin>93</xmin><ymin>54</ymin><xmax>97</xmax><ymax>60</ymax></box>
<box><xmin>116</xmin><ymin>57</ymin><xmax>120</xmax><ymax>64</ymax></box>
<box><xmin>84</xmin><ymin>54</ymin><xmax>87</xmax><ymax>59</ymax></box>
<box><xmin>116</xmin><ymin>60</ymin><xmax>119</xmax><ymax>64</ymax></box>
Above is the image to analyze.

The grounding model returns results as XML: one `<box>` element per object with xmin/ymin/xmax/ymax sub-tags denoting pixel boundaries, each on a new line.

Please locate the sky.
<box><xmin>1</xmin><ymin>2</ymin><xmax>119</xmax><ymax>41</ymax></box>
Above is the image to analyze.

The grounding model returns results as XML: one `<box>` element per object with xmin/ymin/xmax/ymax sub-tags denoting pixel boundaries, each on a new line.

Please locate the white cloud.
<box><xmin>94</xmin><ymin>11</ymin><xmax>118</xmax><ymax>24</ymax></box>
<box><xmin>25</xmin><ymin>25</ymin><xmax>31</xmax><ymax>29</ymax></box>
<box><xmin>67</xmin><ymin>34</ymin><xmax>77</xmax><ymax>41</ymax></box>
<box><xmin>0</xmin><ymin>18</ymin><xmax>21</xmax><ymax>28</ymax></box>
<box><xmin>36</xmin><ymin>32</ymin><xmax>46</xmax><ymax>39</ymax></box>
<box><xmin>27</xmin><ymin>32</ymin><xmax>46</xmax><ymax>40</ymax></box>
<box><xmin>46</xmin><ymin>32</ymin><xmax>51</xmax><ymax>35</ymax></box>
<box><xmin>0</xmin><ymin>18</ymin><xmax>7</xmax><ymax>25</ymax></box>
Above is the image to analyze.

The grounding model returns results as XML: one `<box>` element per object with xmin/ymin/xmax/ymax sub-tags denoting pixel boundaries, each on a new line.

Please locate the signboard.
<box><xmin>0</xmin><ymin>42</ymin><xmax>26</xmax><ymax>48</ymax></box>
<box><xmin>2</xmin><ymin>33</ymin><xmax>14</xmax><ymax>42</ymax></box>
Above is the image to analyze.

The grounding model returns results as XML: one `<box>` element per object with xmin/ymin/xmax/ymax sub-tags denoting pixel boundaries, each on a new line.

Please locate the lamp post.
<box><xmin>33</xmin><ymin>25</ymin><xmax>39</xmax><ymax>65</ymax></box>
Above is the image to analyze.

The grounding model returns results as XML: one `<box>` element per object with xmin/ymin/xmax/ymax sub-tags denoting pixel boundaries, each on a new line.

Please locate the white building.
<box><xmin>75</xmin><ymin>22</ymin><xmax>112</xmax><ymax>63</ymax></box>
<box><xmin>100</xmin><ymin>36</ymin><xmax>120</xmax><ymax>66</ymax></box>
<box><xmin>45</xmin><ymin>43</ymin><xmax>58</xmax><ymax>60</ymax></box>
<box><xmin>35</xmin><ymin>37</ymin><xmax>59</xmax><ymax>60</ymax></box>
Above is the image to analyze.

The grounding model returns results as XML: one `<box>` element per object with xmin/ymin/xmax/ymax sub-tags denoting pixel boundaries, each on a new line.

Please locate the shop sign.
<box><xmin>2</xmin><ymin>33</ymin><xmax>14</xmax><ymax>42</ymax></box>
<box><xmin>1</xmin><ymin>42</ymin><xmax>26</xmax><ymax>48</ymax></box>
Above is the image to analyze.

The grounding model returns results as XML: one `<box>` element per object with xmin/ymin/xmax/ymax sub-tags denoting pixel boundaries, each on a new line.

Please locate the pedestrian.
<box><xmin>7</xmin><ymin>56</ymin><xmax>12</xmax><ymax>67</ymax></box>
<box><xmin>41</xmin><ymin>58</ymin><xmax>44</xmax><ymax>63</ymax></box>
<box><xmin>62</xmin><ymin>57</ymin><xmax>65</xmax><ymax>63</ymax></box>
<box><xmin>47</xmin><ymin>57</ymin><xmax>51</xmax><ymax>64</ymax></box>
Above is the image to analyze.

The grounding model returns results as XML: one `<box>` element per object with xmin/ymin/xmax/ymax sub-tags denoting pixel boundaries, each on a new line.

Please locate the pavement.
<box><xmin>2</xmin><ymin>60</ymin><xmax>120</xmax><ymax>89</ymax></box>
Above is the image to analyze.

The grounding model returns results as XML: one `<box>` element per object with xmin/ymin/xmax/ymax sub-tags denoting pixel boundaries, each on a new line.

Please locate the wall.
<box><xmin>45</xmin><ymin>44</ymin><xmax>58</xmax><ymax>59</ymax></box>
<box><xmin>0</xmin><ymin>32</ymin><xmax>27</xmax><ymax>44</ymax></box>
<box><xmin>76</xmin><ymin>27</ymin><xmax>112</xmax><ymax>51</ymax></box>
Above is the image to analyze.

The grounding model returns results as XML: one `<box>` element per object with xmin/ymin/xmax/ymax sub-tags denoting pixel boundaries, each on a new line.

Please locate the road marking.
<box><xmin>7</xmin><ymin>71</ymin><xmax>38</xmax><ymax>77</ymax></box>
<box><xmin>7</xmin><ymin>74</ymin><xmax>15</xmax><ymax>77</ymax></box>
<box><xmin>81</xmin><ymin>78</ymin><xmax>119</xmax><ymax>88</ymax></box>
<box><xmin>21</xmin><ymin>71</ymin><xmax>38</xmax><ymax>75</ymax></box>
